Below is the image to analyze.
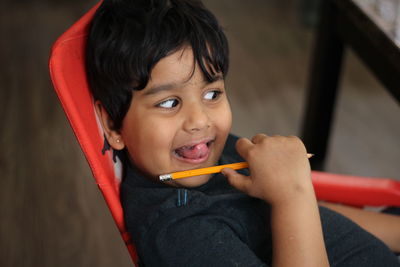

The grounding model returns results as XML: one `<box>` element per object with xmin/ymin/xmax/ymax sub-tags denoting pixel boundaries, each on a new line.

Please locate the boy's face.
<box><xmin>120</xmin><ymin>47</ymin><xmax>232</xmax><ymax>187</ymax></box>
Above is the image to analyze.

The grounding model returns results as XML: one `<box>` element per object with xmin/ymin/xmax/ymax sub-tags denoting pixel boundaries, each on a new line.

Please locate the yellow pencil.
<box><xmin>159</xmin><ymin>153</ymin><xmax>314</xmax><ymax>181</ymax></box>
<box><xmin>159</xmin><ymin>162</ymin><xmax>249</xmax><ymax>181</ymax></box>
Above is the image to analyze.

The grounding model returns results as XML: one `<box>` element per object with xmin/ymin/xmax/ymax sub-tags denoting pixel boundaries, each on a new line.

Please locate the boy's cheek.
<box><xmin>129</xmin><ymin>148</ymin><xmax>167</xmax><ymax>178</ymax></box>
<box><xmin>216</xmin><ymin>105</ymin><xmax>232</xmax><ymax>133</ymax></box>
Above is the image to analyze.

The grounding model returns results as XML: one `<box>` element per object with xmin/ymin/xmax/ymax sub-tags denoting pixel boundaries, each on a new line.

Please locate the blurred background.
<box><xmin>1</xmin><ymin>0</ymin><xmax>399</xmax><ymax>266</ymax></box>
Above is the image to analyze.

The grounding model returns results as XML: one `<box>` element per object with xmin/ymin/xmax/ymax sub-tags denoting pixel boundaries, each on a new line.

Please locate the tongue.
<box><xmin>177</xmin><ymin>143</ymin><xmax>208</xmax><ymax>159</ymax></box>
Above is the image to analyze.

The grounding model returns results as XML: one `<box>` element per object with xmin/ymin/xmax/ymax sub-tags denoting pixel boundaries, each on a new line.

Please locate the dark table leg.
<box><xmin>301</xmin><ymin>0</ymin><xmax>345</xmax><ymax>170</ymax></box>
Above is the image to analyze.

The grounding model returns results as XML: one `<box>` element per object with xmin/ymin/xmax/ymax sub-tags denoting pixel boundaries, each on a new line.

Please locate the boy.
<box><xmin>86</xmin><ymin>0</ymin><xmax>399</xmax><ymax>266</ymax></box>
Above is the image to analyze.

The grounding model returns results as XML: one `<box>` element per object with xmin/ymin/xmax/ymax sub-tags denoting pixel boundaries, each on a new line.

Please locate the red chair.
<box><xmin>48</xmin><ymin>2</ymin><xmax>139</xmax><ymax>265</ymax></box>
<box><xmin>49</xmin><ymin>2</ymin><xmax>400</xmax><ymax>265</ymax></box>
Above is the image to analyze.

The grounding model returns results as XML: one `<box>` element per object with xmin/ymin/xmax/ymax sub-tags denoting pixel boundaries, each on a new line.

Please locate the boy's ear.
<box><xmin>94</xmin><ymin>100</ymin><xmax>125</xmax><ymax>150</ymax></box>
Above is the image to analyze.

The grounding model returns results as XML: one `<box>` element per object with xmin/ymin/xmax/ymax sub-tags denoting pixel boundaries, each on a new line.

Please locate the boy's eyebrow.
<box><xmin>144</xmin><ymin>83</ymin><xmax>178</xmax><ymax>96</ymax></box>
<box><xmin>143</xmin><ymin>76</ymin><xmax>223</xmax><ymax>96</ymax></box>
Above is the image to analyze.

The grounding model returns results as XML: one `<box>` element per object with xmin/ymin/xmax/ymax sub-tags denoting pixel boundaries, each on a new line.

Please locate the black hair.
<box><xmin>86</xmin><ymin>0</ymin><xmax>229</xmax><ymax>130</ymax></box>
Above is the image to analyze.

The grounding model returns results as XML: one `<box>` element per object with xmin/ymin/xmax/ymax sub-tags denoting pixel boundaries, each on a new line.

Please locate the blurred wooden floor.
<box><xmin>1</xmin><ymin>0</ymin><xmax>399</xmax><ymax>266</ymax></box>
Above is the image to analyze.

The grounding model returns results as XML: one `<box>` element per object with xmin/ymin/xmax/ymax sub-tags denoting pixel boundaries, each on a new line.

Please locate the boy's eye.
<box><xmin>204</xmin><ymin>90</ymin><xmax>222</xmax><ymax>100</ymax></box>
<box><xmin>156</xmin><ymin>98</ymin><xmax>179</xmax><ymax>109</ymax></box>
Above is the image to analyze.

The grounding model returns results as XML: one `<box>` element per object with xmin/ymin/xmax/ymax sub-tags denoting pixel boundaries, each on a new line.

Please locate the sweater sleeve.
<box><xmin>137</xmin><ymin>213</ymin><xmax>269</xmax><ymax>267</ymax></box>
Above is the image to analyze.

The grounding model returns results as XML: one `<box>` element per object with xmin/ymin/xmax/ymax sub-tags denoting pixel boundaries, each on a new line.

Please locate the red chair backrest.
<box><xmin>48</xmin><ymin>2</ymin><xmax>138</xmax><ymax>264</ymax></box>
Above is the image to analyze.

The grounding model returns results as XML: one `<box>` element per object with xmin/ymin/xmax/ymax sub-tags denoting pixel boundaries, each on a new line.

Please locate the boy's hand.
<box><xmin>222</xmin><ymin>134</ymin><xmax>314</xmax><ymax>205</ymax></box>
<box><xmin>223</xmin><ymin>134</ymin><xmax>329</xmax><ymax>266</ymax></box>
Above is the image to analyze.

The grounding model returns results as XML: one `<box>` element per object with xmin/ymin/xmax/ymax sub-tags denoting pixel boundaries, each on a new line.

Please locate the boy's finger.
<box><xmin>222</xmin><ymin>168</ymin><xmax>250</xmax><ymax>192</ymax></box>
<box><xmin>251</xmin><ymin>133</ymin><xmax>268</xmax><ymax>144</ymax></box>
<box><xmin>235</xmin><ymin>138</ymin><xmax>253</xmax><ymax>158</ymax></box>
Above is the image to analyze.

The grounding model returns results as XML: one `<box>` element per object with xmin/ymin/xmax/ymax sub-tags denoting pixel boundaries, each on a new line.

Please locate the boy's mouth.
<box><xmin>173</xmin><ymin>140</ymin><xmax>214</xmax><ymax>163</ymax></box>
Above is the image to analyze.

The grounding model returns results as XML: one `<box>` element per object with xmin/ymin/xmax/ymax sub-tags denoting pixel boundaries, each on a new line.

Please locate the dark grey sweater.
<box><xmin>120</xmin><ymin>135</ymin><xmax>399</xmax><ymax>267</ymax></box>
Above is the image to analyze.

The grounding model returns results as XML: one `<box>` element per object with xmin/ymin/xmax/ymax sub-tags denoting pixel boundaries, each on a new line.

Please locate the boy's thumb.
<box><xmin>221</xmin><ymin>168</ymin><xmax>248</xmax><ymax>191</ymax></box>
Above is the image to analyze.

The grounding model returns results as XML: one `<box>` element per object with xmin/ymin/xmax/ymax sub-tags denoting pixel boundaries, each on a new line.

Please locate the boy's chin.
<box><xmin>166</xmin><ymin>174</ymin><xmax>213</xmax><ymax>188</ymax></box>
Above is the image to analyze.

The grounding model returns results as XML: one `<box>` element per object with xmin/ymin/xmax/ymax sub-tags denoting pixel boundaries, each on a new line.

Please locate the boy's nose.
<box><xmin>182</xmin><ymin>103</ymin><xmax>210</xmax><ymax>133</ymax></box>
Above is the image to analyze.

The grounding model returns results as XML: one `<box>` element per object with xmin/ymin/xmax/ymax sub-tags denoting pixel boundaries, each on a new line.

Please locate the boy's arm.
<box><xmin>319</xmin><ymin>201</ymin><xmax>400</xmax><ymax>253</ymax></box>
<box><xmin>270</xmin><ymin>190</ymin><xmax>327</xmax><ymax>266</ymax></box>
<box><xmin>222</xmin><ymin>134</ymin><xmax>330</xmax><ymax>267</ymax></box>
